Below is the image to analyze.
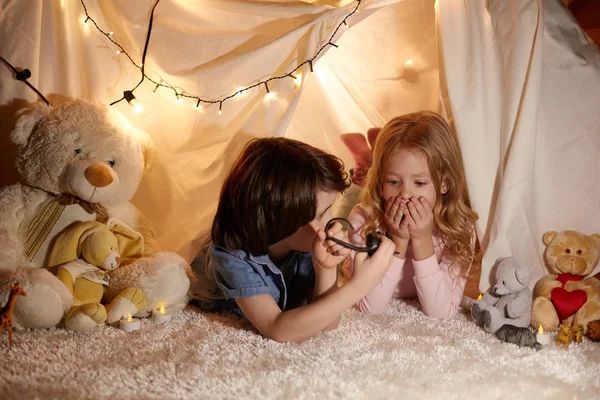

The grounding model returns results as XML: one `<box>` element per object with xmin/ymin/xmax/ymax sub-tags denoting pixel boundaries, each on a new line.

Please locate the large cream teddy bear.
<box><xmin>0</xmin><ymin>98</ymin><xmax>191</xmax><ymax>329</ymax></box>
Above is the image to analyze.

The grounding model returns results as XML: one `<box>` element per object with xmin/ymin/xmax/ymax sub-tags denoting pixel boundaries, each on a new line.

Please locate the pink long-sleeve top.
<box><xmin>347</xmin><ymin>204</ymin><xmax>471</xmax><ymax>318</ymax></box>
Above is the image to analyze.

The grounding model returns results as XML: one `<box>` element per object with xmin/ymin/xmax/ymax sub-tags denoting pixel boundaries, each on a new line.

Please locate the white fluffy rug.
<box><xmin>1</xmin><ymin>299</ymin><xmax>599</xmax><ymax>400</ymax></box>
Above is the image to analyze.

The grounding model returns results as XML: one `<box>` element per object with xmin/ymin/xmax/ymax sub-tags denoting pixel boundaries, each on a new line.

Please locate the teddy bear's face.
<box><xmin>492</xmin><ymin>257</ymin><xmax>529</xmax><ymax>295</ymax></box>
<box><xmin>543</xmin><ymin>230</ymin><xmax>600</xmax><ymax>276</ymax></box>
<box><xmin>11</xmin><ymin>99</ymin><xmax>153</xmax><ymax>205</ymax></box>
<box><xmin>81</xmin><ymin>229</ymin><xmax>120</xmax><ymax>271</ymax></box>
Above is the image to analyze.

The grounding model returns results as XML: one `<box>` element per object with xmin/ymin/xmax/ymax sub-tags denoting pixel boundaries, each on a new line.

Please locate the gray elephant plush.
<box><xmin>472</xmin><ymin>257</ymin><xmax>532</xmax><ymax>334</ymax></box>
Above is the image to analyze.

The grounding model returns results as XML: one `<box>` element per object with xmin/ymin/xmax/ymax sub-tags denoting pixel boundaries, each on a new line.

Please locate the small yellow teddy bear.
<box><xmin>48</xmin><ymin>219</ymin><xmax>147</xmax><ymax>331</ymax></box>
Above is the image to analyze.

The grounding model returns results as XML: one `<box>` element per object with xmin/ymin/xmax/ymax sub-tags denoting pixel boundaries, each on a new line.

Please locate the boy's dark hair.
<box><xmin>212</xmin><ymin>137</ymin><xmax>349</xmax><ymax>255</ymax></box>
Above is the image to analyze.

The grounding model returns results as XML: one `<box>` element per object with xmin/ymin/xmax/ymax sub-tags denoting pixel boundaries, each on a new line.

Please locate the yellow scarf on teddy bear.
<box><xmin>25</xmin><ymin>194</ymin><xmax>109</xmax><ymax>262</ymax></box>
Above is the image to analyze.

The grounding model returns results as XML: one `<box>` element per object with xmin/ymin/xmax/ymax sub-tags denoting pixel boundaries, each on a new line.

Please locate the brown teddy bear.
<box><xmin>531</xmin><ymin>230</ymin><xmax>600</xmax><ymax>334</ymax></box>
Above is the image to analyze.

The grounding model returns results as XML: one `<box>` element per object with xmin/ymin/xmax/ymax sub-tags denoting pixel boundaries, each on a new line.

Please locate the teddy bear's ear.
<box><xmin>543</xmin><ymin>231</ymin><xmax>558</xmax><ymax>246</ymax></box>
<box><xmin>514</xmin><ymin>260</ymin><xmax>530</xmax><ymax>285</ymax></box>
<box><xmin>591</xmin><ymin>234</ymin><xmax>600</xmax><ymax>248</ymax></box>
<box><xmin>11</xmin><ymin>102</ymin><xmax>51</xmax><ymax>147</ymax></box>
<box><xmin>107</xmin><ymin>218</ymin><xmax>144</xmax><ymax>259</ymax></box>
<box><xmin>141</xmin><ymin>138</ymin><xmax>156</xmax><ymax>174</ymax></box>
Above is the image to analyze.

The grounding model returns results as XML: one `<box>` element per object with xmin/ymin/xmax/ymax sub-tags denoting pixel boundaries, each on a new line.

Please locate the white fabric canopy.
<box><xmin>1</xmin><ymin>0</ymin><xmax>598</xmax><ymax>291</ymax></box>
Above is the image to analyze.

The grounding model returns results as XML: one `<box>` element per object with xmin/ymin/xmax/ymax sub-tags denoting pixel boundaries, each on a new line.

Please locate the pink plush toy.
<box><xmin>340</xmin><ymin>127</ymin><xmax>381</xmax><ymax>186</ymax></box>
<box><xmin>334</xmin><ymin>128</ymin><xmax>381</xmax><ymax>222</ymax></box>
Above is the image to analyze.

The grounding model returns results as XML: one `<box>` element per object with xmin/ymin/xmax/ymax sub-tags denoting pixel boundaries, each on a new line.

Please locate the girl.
<box><xmin>191</xmin><ymin>137</ymin><xmax>396</xmax><ymax>343</ymax></box>
<box><xmin>346</xmin><ymin>111</ymin><xmax>480</xmax><ymax>318</ymax></box>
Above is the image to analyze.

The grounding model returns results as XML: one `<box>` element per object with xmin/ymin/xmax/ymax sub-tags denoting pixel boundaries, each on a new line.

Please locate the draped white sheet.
<box><xmin>1</xmin><ymin>0</ymin><xmax>598</xmax><ymax>291</ymax></box>
<box><xmin>438</xmin><ymin>0</ymin><xmax>600</xmax><ymax>289</ymax></box>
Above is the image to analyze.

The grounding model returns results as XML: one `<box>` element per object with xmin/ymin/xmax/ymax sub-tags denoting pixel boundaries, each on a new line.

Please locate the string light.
<box><xmin>77</xmin><ymin>0</ymin><xmax>360</xmax><ymax>110</ymax></box>
<box><xmin>123</xmin><ymin>90</ymin><xmax>144</xmax><ymax>113</ymax></box>
<box><xmin>0</xmin><ymin>56</ymin><xmax>51</xmax><ymax>105</ymax></box>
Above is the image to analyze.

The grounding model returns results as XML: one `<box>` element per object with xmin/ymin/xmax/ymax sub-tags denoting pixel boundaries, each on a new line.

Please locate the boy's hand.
<box><xmin>312</xmin><ymin>221</ymin><xmax>350</xmax><ymax>271</ymax></box>
<box><xmin>384</xmin><ymin>196</ymin><xmax>410</xmax><ymax>241</ymax></box>
<box><xmin>351</xmin><ymin>235</ymin><xmax>395</xmax><ymax>288</ymax></box>
<box><xmin>405</xmin><ymin>197</ymin><xmax>434</xmax><ymax>241</ymax></box>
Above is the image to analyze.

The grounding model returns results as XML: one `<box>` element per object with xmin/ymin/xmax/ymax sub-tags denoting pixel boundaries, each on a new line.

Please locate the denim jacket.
<box><xmin>191</xmin><ymin>244</ymin><xmax>315</xmax><ymax>317</ymax></box>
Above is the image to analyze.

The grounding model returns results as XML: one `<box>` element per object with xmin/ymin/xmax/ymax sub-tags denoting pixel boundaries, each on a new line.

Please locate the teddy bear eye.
<box><xmin>576</xmin><ymin>250</ymin><xmax>582</xmax><ymax>255</ymax></box>
<box><xmin>74</xmin><ymin>148</ymin><xmax>81</xmax><ymax>155</ymax></box>
<box><xmin>107</xmin><ymin>160</ymin><xmax>115</xmax><ymax>167</ymax></box>
<box><xmin>566</xmin><ymin>248</ymin><xmax>571</xmax><ymax>254</ymax></box>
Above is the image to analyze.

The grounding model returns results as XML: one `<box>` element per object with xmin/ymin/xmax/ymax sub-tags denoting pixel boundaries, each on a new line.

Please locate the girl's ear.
<box><xmin>440</xmin><ymin>177</ymin><xmax>449</xmax><ymax>194</ymax></box>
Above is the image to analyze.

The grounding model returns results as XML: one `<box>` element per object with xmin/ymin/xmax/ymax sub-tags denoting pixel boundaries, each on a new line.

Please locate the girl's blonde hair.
<box><xmin>361</xmin><ymin>111</ymin><xmax>481</xmax><ymax>278</ymax></box>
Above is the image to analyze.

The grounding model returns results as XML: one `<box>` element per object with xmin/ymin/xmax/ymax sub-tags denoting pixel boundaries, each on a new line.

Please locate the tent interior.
<box><xmin>0</xmin><ymin>0</ymin><xmax>599</xmax><ymax>398</ymax></box>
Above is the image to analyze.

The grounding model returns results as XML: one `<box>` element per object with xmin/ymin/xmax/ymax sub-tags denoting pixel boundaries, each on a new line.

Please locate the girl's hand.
<box><xmin>384</xmin><ymin>196</ymin><xmax>410</xmax><ymax>241</ymax></box>
<box><xmin>405</xmin><ymin>197</ymin><xmax>434</xmax><ymax>241</ymax></box>
<box><xmin>312</xmin><ymin>221</ymin><xmax>350</xmax><ymax>271</ymax></box>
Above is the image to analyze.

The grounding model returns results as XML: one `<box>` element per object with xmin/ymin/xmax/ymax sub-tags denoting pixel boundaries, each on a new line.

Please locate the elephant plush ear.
<box><xmin>107</xmin><ymin>218</ymin><xmax>144</xmax><ymax>259</ymax></box>
<box><xmin>340</xmin><ymin>133</ymin><xmax>371</xmax><ymax>167</ymax></box>
<box><xmin>11</xmin><ymin>102</ymin><xmax>51</xmax><ymax>147</ymax></box>
<box><xmin>367</xmin><ymin>127</ymin><xmax>381</xmax><ymax>148</ymax></box>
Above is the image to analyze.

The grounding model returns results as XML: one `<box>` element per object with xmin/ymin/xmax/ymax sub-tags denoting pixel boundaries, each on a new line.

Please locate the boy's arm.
<box><xmin>311</xmin><ymin>265</ymin><xmax>340</xmax><ymax>330</ymax></box>
<box><xmin>237</xmin><ymin>238</ymin><xmax>396</xmax><ymax>343</ymax></box>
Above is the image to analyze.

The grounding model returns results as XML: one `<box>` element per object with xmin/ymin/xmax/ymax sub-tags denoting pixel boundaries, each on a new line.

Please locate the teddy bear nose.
<box><xmin>84</xmin><ymin>164</ymin><xmax>113</xmax><ymax>188</ymax></box>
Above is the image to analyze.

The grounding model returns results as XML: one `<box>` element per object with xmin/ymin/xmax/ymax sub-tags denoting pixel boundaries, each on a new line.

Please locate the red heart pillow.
<box><xmin>551</xmin><ymin>287</ymin><xmax>587</xmax><ymax>320</ymax></box>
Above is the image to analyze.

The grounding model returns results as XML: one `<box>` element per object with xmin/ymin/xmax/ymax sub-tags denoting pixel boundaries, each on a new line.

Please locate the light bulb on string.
<box><xmin>264</xmin><ymin>82</ymin><xmax>275</xmax><ymax>100</ymax></box>
<box><xmin>123</xmin><ymin>90</ymin><xmax>144</xmax><ymax>114</ymax></box>
<box><xmin>78</xmin><ymin>0</ymin><xmax>363</xmax><ymax>115</ymax></box>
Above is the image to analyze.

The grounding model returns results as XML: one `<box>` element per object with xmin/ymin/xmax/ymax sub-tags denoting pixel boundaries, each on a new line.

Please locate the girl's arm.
<box><xmin>348</xmin><ymin>205</ymin><xmax>405</xmax><ymax>315</ymax></box>
<box><xmin>403</xmin><ymin>197</ymin><xmax>466</xmax><ymax>318</ymax></box>
<box><xmin>412</xmin><ymin>231</ymin><xmax>476</xmax><ymax>318</ymax></box>
<box><xmin>236</xmin><ymin>238</ymin><xmax>396</xmax><ymax>343</ymax></box>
